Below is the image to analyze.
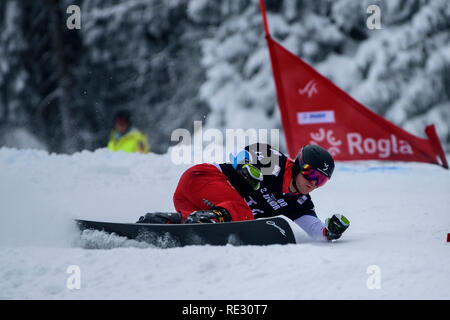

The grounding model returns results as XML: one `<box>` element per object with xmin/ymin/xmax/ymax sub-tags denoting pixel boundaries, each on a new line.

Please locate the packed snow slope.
<box><xmin>0</xmin><ymin>147</ymin><xmax>449</xmax><ymax>299</ymax></box>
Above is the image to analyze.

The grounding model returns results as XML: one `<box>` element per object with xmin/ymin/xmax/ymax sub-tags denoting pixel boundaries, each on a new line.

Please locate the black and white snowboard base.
<box><xmin>75</xmin><ymin>215</ymin><xmax>301</xmax><ymax>247</ymax></box>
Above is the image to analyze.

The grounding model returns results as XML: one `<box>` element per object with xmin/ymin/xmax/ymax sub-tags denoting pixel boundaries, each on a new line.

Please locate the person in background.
<box><xmin>107</xmin><ymin>109</ymin><xmax>150</xmax><ymax>154</ymax></box>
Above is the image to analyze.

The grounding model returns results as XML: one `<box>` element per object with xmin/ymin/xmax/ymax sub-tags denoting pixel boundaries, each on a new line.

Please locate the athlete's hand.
<box><xmin>324</xmin><ymin>214</ymin><xmax>350</xmax><ymax>240</ymax></box>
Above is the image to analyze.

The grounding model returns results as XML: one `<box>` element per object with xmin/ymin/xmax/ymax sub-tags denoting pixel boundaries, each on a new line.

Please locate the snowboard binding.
<box><xmin>184</xmin><ymin>199</ymin><xmax>232</xmax><ymax>224</ymax></box>
<box><xmin>137</xmin><ymin>212</ymin><xmax>182</xmax><ymax>224</ymax></box>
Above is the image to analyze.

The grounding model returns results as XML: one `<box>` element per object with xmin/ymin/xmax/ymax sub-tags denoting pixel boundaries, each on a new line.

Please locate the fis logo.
<box><xmin>298</xmin><ymin>80</ymin><xmax>318</xmax><ymax>98</ymax></box>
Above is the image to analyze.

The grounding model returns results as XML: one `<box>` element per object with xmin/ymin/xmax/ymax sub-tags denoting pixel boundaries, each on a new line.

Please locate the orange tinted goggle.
<box><xmin>300</xmin><ymin>164</ymin><xmax>329</xmax><ymax>187</ymax></box>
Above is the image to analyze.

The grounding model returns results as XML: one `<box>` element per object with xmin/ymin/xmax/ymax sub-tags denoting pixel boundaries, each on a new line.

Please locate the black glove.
<box><xmin>324</xmin><ymin>214</ymin><xmax>350</xmax><ymax>240</ymax></box>
<box><xmin>137</xmin><ymin>212</ymin><xmax>182</xmax><ymax>224</ymax></box>
<box><xmin>237</xmin><ymin>163</ymin><xmax>263</xmax><ymax>190</ymax></box>
<box><xmin>184</xmin><ymin>199</ymin><xmax>232</xmax><ymax>224</ymax></box>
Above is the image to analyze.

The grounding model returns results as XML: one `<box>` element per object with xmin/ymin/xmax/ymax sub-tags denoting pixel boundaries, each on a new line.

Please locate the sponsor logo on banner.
<box><xmin>347</xmin><ymin>133</ymin><xmax>413</xmax><ymax>158</ymax></box>
<box><xmin>298</xmin><ymin>80</ymin><xmax>318</xmax><ymax>98</ymax></box>
<box><xmin>298</xmin><ymin>111</ymin><xmax>335</xmax><ymax>125</ymax></box>
<box><xmin>309</xmin><ymin>128</ymin><xmax>414</xmax><ymax>158</ymax></box>
<box><xmin>309</xmin><ymin>128</ymin><xmax>342</xmax><ymax>156</ymax></box>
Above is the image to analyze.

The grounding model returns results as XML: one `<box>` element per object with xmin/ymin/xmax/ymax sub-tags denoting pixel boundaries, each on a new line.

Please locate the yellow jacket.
<box><xmin>107</xmin><ymin>128</ymin><xmax>150</xmax><ymax>154</ymax></box>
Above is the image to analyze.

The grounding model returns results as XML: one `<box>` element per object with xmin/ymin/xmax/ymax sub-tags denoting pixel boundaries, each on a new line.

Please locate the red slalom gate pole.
<box><xmin>259</xmin><ymin>0</ymin><xmax>270</xmax><ymax>37</ymax></box>
<box><xmin>447</xmin><ymin>233</ymin><xmax>450</xmax><ymax>242</ymax></box>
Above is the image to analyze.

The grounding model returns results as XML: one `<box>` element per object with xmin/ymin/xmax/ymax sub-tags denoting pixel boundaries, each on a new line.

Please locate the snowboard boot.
<box><xmin>137</xmin><ymin>212</ymin><xmax>182</xmax><ymax>224</ymax></box>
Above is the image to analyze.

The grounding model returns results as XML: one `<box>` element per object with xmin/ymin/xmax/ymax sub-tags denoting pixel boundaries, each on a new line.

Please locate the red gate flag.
<box><xmin>259</xmin><ymin>0</ymin><xmax>448</xmax><ymax>169</ymax></box>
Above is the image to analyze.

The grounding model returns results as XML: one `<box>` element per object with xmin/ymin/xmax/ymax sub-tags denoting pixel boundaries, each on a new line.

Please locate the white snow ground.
<box><xmin>0</xmin><ymin>147</ymin><xmax>449</xmax><ymax>299</ymax></box>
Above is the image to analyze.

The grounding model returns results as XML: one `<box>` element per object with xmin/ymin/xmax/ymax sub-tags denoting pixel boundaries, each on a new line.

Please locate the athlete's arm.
<box><xmin>294</xmin><ymin>214</ymin><xmax>326</xmax><ymax>241</ymax></box>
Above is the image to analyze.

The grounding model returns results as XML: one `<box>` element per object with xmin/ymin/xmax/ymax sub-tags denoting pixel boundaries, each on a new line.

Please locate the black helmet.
<box><xmin>292</xmin><ymin>145</ymin><xmax>335</xmax><ymax>178</ymax></box>
<box><xmin>113</xmin><ymin>109</ymin><xmax>131</xmax><ymax>125</ymax></box>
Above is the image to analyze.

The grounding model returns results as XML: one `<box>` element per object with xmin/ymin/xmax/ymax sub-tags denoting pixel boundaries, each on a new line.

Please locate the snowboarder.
<box><xmin>138</xmin><ymin>143</ymin><xmax>349</xmax><ymax>241</ymax></box>
<box><xmin>107</xmin><ymin>109</ymin><xmax>150</xmax><ymax>154</ymax></box>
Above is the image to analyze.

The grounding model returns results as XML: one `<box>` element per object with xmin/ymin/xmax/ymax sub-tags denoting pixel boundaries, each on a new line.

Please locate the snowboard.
<box><xmin>75</xmin><ymin>215</ymin><xmax>300</xmax><ymax>247</ymax></box>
